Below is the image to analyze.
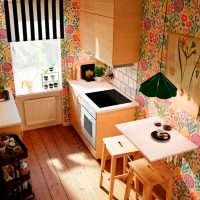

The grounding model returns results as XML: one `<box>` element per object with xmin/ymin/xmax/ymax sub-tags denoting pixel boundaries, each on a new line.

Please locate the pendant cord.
<box><xmin>160</xmin><ymin>0</ymin><xmax>169</xmax><ymax>73</ymax></box>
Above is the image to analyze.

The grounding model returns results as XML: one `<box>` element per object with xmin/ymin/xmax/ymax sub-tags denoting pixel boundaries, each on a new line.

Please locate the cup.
<box><xmin>51</xmin><ymin>75</ymin><xmax>55</xmax><ymax>81</ymax></box>
<box><xmin>44</xmin><ymin>76</ymin><xmax>48</xmax><ymax>81</ymax></box>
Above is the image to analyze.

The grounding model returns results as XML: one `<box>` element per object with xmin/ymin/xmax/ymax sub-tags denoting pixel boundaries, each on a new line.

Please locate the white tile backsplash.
<box><xmin>106</xmin><ymin>64</ymin><xmax>138</xmax><ymax>99</ymax></box>
<box><xmin>120</xmin><ymin>82</ymin><xmax>126</xmax><ymax>93</ymax></box>
<box><xmin>122</xmin><ymin>67</ymin><xmax>127</xmax><ymax>74</ymax></box>
<box><xmin>132</xmin><ymin>69</ymin><xmax>137</xmax><ymax>80</ymax></box>
<box><xmin>126</xmin><ymin>67</ymin><xmax>132</xmax><ymax>77</ymax></box>
<box><xmin>118</xmin><ymin>71</ymin><xmax>124</xmax><ymax>81</ymax></box>
<box><xmin>125</xmin><ymin>85</ymin><xmax>131</xmax><ymax>96</ymax></box>
<box><xmin>124</xmin><ymin>75</ymin><xmax>129</xmax><ymax>85</ymax></box>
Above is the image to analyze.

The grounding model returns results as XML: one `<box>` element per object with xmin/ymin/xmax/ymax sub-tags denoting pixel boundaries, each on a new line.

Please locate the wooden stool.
<box><xmin>99</xmin><ymin>135</ymin><xmax>138</xmax><ymax>200</ymax></box>
<box><xmin>124</xmin><ymin>158</ymin><xmax>174</xmax><ymax>200</ymax></box>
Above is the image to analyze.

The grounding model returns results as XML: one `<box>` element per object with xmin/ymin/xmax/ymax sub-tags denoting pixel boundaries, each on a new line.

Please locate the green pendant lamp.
<box><xmin>139</xmin><ymin>0</ymin><xmax>177</xmax><ymax>99</ymax></box>
<box><xmin>139</xmin><ymin>72</ymin><xmax>177</xmax><ymax>99</ymax></box>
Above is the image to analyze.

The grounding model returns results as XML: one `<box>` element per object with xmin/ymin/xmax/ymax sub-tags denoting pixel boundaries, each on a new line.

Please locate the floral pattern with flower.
<box><xmin>137</xmin><ymin>0</ymin><xmax>200</xmax><ymax>199</ymax></box>
<box><xmin>0</xmin><ymin>0</ymin><xmax>200</xmax><ymax>198</ymax></box>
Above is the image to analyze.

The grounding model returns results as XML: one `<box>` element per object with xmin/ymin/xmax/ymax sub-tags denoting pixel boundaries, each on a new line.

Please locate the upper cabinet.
<box><xmin>80</xmin><ymin>0</ymin><xmax>142</xmax><ymax>67</ymax></box>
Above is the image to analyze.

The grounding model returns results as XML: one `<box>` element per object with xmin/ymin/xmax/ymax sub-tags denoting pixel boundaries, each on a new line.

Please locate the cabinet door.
<box><xmin>69</xmin><ymin>86</ymin><xmax>82</xmax><ymax>135</ymax></box>
<box><xmin>80</xmin><ymin>11</ymin><xmax>95</xmax><ymax>54</ymax></box>
<box><xmin>94</xmin><ymin>15</ymin><xmax>113</xmax><ymax>66</ymax></box>
<box><xmin>80</xmin><ymin>0</ymin><xmax>114</xmax><ymax>18</ymax></box>
<box><xmin>112</xmin><ymin>0</ymin><xmax>142</xmax><ymax>65</ymax></box>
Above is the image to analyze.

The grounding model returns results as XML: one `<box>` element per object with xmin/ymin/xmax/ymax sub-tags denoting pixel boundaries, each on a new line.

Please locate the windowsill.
<box><xmin>15</xmin><ymin>85</ymin><xmax>62</xmax><ymax>97</ymax></box>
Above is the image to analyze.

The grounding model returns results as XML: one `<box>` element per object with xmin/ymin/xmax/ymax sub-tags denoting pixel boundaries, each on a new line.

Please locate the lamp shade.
<box><xmin>139</xmin><ymin>72</ymin><xmax>177</xmax><ymax>99</ymax></box>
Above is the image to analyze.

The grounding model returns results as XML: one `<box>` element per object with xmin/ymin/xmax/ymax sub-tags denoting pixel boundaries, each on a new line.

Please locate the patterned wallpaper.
<box><xmin>0</xmin><ymin>1</ymin><xmax>14</xmax><ymax>92</ymax></box>
<box><xmin>0</xmin><ymin>0</ymin><xmax>200</xmax><ymax>199</ymax></box>
<box><xmin>136</xmin><ymin>0</ymin><xmax>200</xmax><ymax>199</ymax></box>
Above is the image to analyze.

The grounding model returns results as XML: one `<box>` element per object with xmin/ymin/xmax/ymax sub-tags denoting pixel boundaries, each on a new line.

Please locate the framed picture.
<box><xmin>166</xmin><ymin>33</ymin><xmax>200</xmax><ymax>118</ymax></box>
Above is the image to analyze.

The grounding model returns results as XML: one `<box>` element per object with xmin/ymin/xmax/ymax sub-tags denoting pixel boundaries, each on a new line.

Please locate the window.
<box><xmin>10</xmin><ymin>39</ymin><xmax>61</xmax><ymax>95</ymax></box>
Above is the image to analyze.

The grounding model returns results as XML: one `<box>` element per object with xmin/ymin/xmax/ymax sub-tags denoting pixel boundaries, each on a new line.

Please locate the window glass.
<box><xmin>10</xmin><ymin>39</ymin><xmax>61</xmax><ymax>95</ymax></box>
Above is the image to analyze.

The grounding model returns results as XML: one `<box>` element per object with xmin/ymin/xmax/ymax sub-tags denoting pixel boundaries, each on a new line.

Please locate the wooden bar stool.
<box><xmin>99</xmin><ymin>135</ymin><xmax>139</xmax><ymax>200</ymax></box>
<box><xmin>124</xmin><ymin>158</ymin><xmax>174</xmax><ymax>200</ymax></box>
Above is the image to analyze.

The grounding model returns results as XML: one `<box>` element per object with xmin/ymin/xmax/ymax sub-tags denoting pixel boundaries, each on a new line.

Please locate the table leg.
<box><xmin>99</xmin><ymin>143</ymin><xmax>107</xmax><ymax>187</ymax></box>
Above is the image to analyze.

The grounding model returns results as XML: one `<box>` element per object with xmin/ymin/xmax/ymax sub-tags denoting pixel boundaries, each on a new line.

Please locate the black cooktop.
<box><xmin>85</xmin><ymin>89</ymin><xmax>131</xmax><ymax>108</ymax></box>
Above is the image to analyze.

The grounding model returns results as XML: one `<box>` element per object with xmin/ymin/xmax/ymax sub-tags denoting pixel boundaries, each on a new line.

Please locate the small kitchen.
<box><xmin>0</xmin><ymin>0</ymin><xmax>200</xmax><ymax>200</ymax></box>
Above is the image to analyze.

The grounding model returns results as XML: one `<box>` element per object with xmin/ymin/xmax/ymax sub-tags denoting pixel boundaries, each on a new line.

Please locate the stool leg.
<box><xmin>143</xmin><ymin>185</ymin><xmax>153</xmax><ymax>200</ymax></box>
<box><xmin>99</xmin><ymin>143</ymin><xmax>107</xmax><ymax>187</ymax></box>
<box><xmin>134</xmin><ymin>176</ymin><xmax>140</xmax><ymax>200</ymax></box>
<box><xmin>166</xmin><ymin>178</ymin><xmax>173</xmax><ymax>200</ymax></box>
<box><xmin>123</xmin><ymin>156</ymin><xmax>128</xmax><ymax>181</ymax></box>
<box><xmin>109</xmin><ymin>156</ymin><xmax>117</xmax><ymax>200</ymax></box>
<box><xmin>124</xmin><ymin>167</ymin><xmax>134</xmax><ymax>200</ymax></box>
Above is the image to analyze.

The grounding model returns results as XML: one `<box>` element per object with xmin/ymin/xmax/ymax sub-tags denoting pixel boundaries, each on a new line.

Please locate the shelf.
<box><xmin>6</xmin><ymin>171</ymin><xmax>30</xmax><ymax>192</ymax></box>
<box><xmin>6</xmin><ymin>182</ymin><xmax>34</xmax><ymax>200</ymax></box>
<box><xmin>0</xmin><ymin>135</ymin><xmax>34</xmax><ymax>200</ymax></box>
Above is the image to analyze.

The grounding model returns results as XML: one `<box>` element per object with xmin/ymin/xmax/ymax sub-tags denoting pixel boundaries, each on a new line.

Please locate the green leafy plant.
<box><xmin>94</xmin><ymin>66</ymin><xmax>106</xmax><ymax>77</ymax></box>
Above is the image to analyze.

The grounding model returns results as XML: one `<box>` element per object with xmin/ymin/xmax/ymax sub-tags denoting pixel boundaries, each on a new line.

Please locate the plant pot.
<box><xmin>95</xmin><ymin>77</ymin><xmax>102</xmax><ymax>82</ymax></box>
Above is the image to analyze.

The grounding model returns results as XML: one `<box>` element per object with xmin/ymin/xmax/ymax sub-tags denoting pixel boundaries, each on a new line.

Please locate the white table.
<box><xmin>116</xmin><ymin>117</ymin><xmax>198</xmax><ymax>162</ymax></box>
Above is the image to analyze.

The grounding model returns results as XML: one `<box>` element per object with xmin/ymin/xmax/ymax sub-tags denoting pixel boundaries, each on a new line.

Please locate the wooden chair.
<box><xmin>99</xmin><ymin>135</ymin><xmax>139</xmax><ymax>200</ymax></box>
<box><xmin>124</xmin><ymin>158</ymin><xmax>174</xmax><ymax>200</ymax></box>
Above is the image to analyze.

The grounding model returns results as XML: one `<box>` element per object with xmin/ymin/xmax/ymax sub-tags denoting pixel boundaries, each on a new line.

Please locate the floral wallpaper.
<box><xmin>0</xmin><ymin>1</ymin><xmax>14</xmax><ymax>93</ymax></box>
<box><xmin>136</xmin><ymin>0</ymin><xmax>200</xmax><ymax>199</ymax></box>
<box><xmin>61</xmin><ymin>0</ymin><xmax>80</xmax><ymax>124</ymax></box>
<box><xmin>61</xmin><ymin>0</ymin><xmax>95</xmax><ymax>124</ymax></box>
<box><xmin>1</xmin><ymin>0</ymin><xmax>200</xmax><ymax>199</ymax></box>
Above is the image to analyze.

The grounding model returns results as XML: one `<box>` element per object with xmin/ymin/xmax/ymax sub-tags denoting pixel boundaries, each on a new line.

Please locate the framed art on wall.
<box><xmin>166</xmin><ymin>33</ymin><xmax>200</xmax><ymax>118</ymax></box>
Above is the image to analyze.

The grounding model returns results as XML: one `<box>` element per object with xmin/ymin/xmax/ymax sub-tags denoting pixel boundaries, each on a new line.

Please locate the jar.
<box><xmin>20</xmin><ymin>162</ymin><xmax>28</xmax><ymax>175</ymax></box>
<box><xmin>23</xmin><ymin>181</ymin><xmax>28</xmax><ymax>190</ymax></box>
<box><xmin>7</xmin><ymin>141</ymin><xmax>15</xmax><ymax>150</ymax></box>
<box><xmin>0</xmin><ymin>135</ymin><xmax>9</xmax><ymax>147</ymax></box>
<box><xmin>0</xmin><ymin>141</ymin><xmax>6</xmax><ymax>155</ymax></box>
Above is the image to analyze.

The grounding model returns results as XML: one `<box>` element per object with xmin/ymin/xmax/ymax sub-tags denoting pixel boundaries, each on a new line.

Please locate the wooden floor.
<box><xmin>23</xmin><ymin>125</ymin><xmax>136</xmax><ymax>200</ymax></box>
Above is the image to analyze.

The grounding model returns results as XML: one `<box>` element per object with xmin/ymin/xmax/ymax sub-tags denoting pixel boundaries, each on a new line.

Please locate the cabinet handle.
<box><xmin>77</xmin><ymin>95</ymin><xmax>81</xmax><ymax>104</ymax></box>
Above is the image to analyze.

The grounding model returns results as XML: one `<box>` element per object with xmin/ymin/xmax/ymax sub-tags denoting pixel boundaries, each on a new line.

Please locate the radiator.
<box><xmin>24</xmin><ymin>97</ymin><xmax>56</xmax><ymax>126</ymax></box>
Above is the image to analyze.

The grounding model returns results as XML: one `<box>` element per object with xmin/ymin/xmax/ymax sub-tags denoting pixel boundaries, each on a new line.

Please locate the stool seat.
<box><xmin>125</xmin><ymin>158</ymin><xmax>175</xmax><ymax>200</ymax></box>
<box><xmin>129</xmin><ymin>158</ymin><xmax>174</xmax><ymax>185</ymax></box>
<box><xmin>100</xmin><ymin>135</ymin><xmax>138</xmax><ymax>200</ymax></box>
<box><xmin>103</xmin><ymin>135</ymin><xmax>138</xmax><ymax>156</ymax></box>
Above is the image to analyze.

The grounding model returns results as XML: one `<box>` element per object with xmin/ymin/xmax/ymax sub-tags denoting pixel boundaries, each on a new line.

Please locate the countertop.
<box><xmin>0</xmin><ymin>88</ymin><xmax>21</xmax><ymax>128</ymax></box>
<box><xmin>68</xmin><ymin>79</ymin><xmax>138</xmax><ymax>113</ymax></box>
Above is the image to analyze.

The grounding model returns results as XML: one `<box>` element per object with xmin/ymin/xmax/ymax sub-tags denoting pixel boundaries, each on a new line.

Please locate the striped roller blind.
<box><xmin>4</xmin><ymin>0</ymin><xmax>64</xmax><ymax>42</ymax></box>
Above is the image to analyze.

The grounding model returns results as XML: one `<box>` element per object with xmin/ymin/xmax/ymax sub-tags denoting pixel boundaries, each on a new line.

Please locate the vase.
<box><xmin>95</xmin><ymin>77</ymin><xmax>102</xmax><ymax>82</ymax></box>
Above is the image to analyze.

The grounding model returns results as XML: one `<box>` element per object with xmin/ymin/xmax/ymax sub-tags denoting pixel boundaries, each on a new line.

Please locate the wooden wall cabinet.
<box><xmin>80</xmin><ymin>0</ymin><xmax>142</xmax><ymax>67</ymax></box>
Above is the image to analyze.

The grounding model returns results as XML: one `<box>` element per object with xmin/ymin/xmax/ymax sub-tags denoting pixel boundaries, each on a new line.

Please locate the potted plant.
<box><xmin>94</xmin><ymin>66</ymin><xmax>106</xmax><ymax>81</ymax></box>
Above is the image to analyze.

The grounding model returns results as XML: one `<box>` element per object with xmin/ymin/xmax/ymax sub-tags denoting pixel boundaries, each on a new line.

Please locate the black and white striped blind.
<box><xmin>4</xmin><ymin>0</ymin><xmax>64</xmax><ymax>42</ymax></box>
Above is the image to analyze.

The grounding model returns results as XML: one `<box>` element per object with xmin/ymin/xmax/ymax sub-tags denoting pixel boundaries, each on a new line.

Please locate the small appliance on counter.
<box><xmin>81</xmin><ymin>64</ymin><xmax>95</xmax><ymax>82</ymax></box>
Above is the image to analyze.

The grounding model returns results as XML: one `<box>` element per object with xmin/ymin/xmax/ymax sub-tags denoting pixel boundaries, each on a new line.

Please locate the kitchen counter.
<box><xmin>0</xmin><ymin>88</ymin><xmax>22</xmax><ymax>139</ymax></box>
<box><xmin>0</xmin><ymin>88</ymin><xmax>21</xmax><ymax>128</ymax></box>
<box><xmin>68</xmin><ymin>79</ymin><xmax>138</xmax><ymax>159</ymax></box>
<box><xmin>68</xmin><ymin>79</ymin><xmax>138</xmax><ymax>113</ymax></box>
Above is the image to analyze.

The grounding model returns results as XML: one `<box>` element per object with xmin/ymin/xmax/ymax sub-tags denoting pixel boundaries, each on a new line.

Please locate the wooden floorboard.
<box><xmin>23</xmin><ymin>125</ymin><xmax>136</xmax><ymax>200</ymax></box>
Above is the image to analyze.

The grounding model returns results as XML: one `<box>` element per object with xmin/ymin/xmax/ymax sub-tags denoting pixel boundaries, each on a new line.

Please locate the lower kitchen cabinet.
<box><xmin>69</xmin><ymin>84</ymin><xmax>137</xmax><ymax>159</ymax></box>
